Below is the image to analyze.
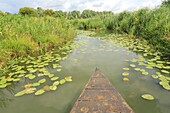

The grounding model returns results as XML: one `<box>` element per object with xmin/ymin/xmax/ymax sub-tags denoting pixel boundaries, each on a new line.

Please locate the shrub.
<box><xmin>19</xmin><ymin>7</ymin><xmax>38</xmax><ymax>17</ymax></box>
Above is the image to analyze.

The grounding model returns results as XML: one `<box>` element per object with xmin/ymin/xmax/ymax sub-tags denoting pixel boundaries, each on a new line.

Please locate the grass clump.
<box><xmin>0</xmin><ymin>15</ymin><xmax>75</xmax><ymax>67</ymax></box>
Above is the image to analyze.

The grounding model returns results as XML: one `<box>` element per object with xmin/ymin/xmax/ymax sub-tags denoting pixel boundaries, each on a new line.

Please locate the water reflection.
<box><xmin>0</xmin><ymin>86</ymin><xmax>15</xmax><ymax>108</ymax></box>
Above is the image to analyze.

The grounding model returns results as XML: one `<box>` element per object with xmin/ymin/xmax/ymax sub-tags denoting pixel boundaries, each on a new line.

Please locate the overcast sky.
<box><xmin>0</xmin><ymin>0</ymin><xmax>162</xmax><ymax>14</ymax></box>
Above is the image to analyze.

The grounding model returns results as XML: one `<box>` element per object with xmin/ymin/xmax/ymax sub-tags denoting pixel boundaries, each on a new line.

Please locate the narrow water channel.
<box><xmin>0</xmin><ymin>35</ymin><xmax>170</xmax><ymax>113</ymax></box>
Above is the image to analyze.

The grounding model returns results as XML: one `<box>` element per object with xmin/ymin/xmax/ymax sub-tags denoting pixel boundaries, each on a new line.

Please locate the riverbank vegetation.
<box><xmin>0</xmin><ymin>1</ymin><xmax>169</xmax><ymax>68</ymax></box>
<box><xmin>76</xmin><ymin>1</ymin><xmax>170</xmax><ymax>57</ymax></box>
<box><xmin>0</xmin><ymin>15</ymin><xmax>75</xmax><ymax>68</ymax></box>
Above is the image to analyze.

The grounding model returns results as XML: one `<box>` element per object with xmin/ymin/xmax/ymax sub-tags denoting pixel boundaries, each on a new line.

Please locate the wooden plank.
<box><xmin>70</xmin><ymin>68</ymin><xmax>134</xmax><ymax>113</ymax></box>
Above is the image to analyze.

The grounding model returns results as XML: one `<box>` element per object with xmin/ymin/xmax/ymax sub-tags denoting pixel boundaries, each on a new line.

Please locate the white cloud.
<box><xmin>63</xmin><ymin>2</ymin><xmax>71</xmax><ymax>10</ymax></box>
<box><xmin>0</xmin><ymin>0</ymin><xmax>162</xmax><ymax>13</ymax></box>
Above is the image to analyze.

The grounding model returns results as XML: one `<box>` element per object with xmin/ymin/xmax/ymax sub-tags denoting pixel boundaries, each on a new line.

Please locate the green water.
<box><xmin>0</xmin><ymin>35</ymin><xmax>170</xmax><ymax>113</ymax></box>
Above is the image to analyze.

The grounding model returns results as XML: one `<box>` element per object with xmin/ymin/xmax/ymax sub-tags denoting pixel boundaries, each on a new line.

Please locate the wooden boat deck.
<box><xmin>70</xmin><ymin>68</ymin><xmax>134</xmax><ymax>113</ymax></box>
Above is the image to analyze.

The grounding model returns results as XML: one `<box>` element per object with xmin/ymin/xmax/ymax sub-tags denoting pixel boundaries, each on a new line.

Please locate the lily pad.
<box><xmin>163</xmin><ymin>66</ymin><xmax>170</xmax><ymax>69</ymax></box>
<box><xmin>53</xmin><ymin>64</ymin><xmax>58</xmax><ymax>68</ymax></box>
<box><xmin>43</xmin><ymin>85</ymin><xmax>50</xmax><ymax>91</ymax></box>
<box><xmin>0</xmin><ymin>84</ymin><xmax>7</xmax><ymax>88</ymax></box>
<box><xmin>130</xmin><ymin>64</ymin><xmax>136</xmax><ymax>68</ymax></box>
<box><xmin>65</xmin><ymin>76</ymin><xmax>72</xmax><ymax>82</ymax></box>
<box><xmin>25</xmin><ymin>74</ymin><xmax>33</xmax><ymax>78</ymax></box>
<box><xmin>23</xmin><ymin>84</ymin><xmax>32</xmax><ymax>88</ymax></box>
<box><xmin>131</xmin><ymin>59</ymin><xmax>137</xmax><ymax>62</ymax></box>
<box><xmin>56</xmin><ymin>69</ymin><xmax>62</xmax><ymax>72</ymax></box>
<box><xmin>162</xmin><ymin>84</ymin><xmax>170</xmax><ymax>90</ymax></box>
<box><xmin>48</xmin><ymin>74</ymin><xmax>54</xmax><ymax>78</ymax></box>
<box><xmin>156</xmin><ymin>72</ymin><xmax>161</xmax><ymax>75</ymax></box>
<box><xmin>44</xmin><ymin>71</ymin><xmax>51</xmax><ymax>76</ymax></box>
<box><xmin>15</xmin><ymin>70</ymin><xmax>26</xmax><ymax>74</ymax></box>
<box><xmin>38</xmin><ymin>78</ymin><xmax>46</xmax><ymax>84</ymax></box>
<box><xmin>18</xmin><ymin>74</ymin><xmax>25</xmax><ymax>77</ymax></box>
<box><xmin>15</xmin><ymin>90</ymin><xmax>26</xmax><ymax>97</ymax></box>
<box><xmin>146</xmin><ymin>66</ymin><xmax>153</xmax><ymax>69</ymax></box>
<box><xmin>0</xmin><ymin>78</ymin><xmax>7</xmax><ymax>84</ymax></box>
<box><xmin>27</xmin><ymin>68</ymin><xmax>37</xmax><ymax>73</ymax></box>
<box><xmin>32</xmin><ymin>82</ymin><xmax>40</xmax><ymax>87</ymax></box>
<box><xmin>141</xmin><ymin>94</ymin><xmax>154</xmax><ymax>100</ymax></box>
<box><xmin>134</xmin><ymin>68</ymin><xmax>140</xmax><ymax>71</ymax></box>
<box><xmin>123</xmin><ymin>77</ymin><xmax>129</xmax><ymax>81</ymax></box>
<box><xmin>122</xmin><ymin>72</ymin><xmax>129</xmax><ymax>76</ymax></box>
<box><xmin>25</xmin><ymin>88</ymin><xmax>36</xmax><ymax>94</ymax></box>
<box><xmin>37</xmin><ymin>74</ymin><xmax>45</xmax><ymax>77</ymax></box>
<box><xmin>51</xmin><ymin>76</ymin><xmax>59</xmax><ymax>81</ymax></box>
<box><xmin>156</xmin><ymin>61</ymin><xmax>165</xmax><ymax>64</ymax></box>
<box><xmin>8</xmin><ymin>73</ymin><xmax>15</xmax><ymax>76</ymax></box>
<box><xmin>156</xmin><ymin>65</ymin><xmax>162</xmax><ymax>69</ymax></box>
<box><xmin>28</xmin><ymin>75</ymin><xmax>36</xmax><ymax>80</ymax></box>
<box><xmin>142</xmin><ymin>71</ymin><xmax>149</xmax><ymax>75</ymax></box>
<box><xmin>53</xmin><ymin>81</ymin><xmax>60</xmax><ymax>86</ymax></box>
<box><xmin>13</xmin><ymin>78</ymin><xmax>20</xmax><ymax>82</ymax></box>
<box><xmin>59</xmin><ymin>79</ymin><xmax>66</xmax><ymax>84</ymax></box>
<box><xmin>6</xmin><ymin>77</ymin><xmax>14</xmax><ymax>82</ymax></box>
<box><xmin>49</xmin><ymin>85</ymin><xmax>57</xmax><ymax>91</ymax></box>
<box><xmin>161</xmin><ymin>70</ymin><xmax>169</xmax><ymax>74</ymax></box>
<box><xmin>138</xmin><ymin>62</ymin><xmax>145</xmax><ymax>66</ymax></box>
<box><xmin>123</xmin><ymin>68</ymin><xmax>129</xmax><ymax>71</ymax></box>
<box><xmin>152</xmin><ymin>75</ymin><xmax>158</xmax><ymax>79</ymax></box>
<box><xmin>35</xmin><ymin>89</ymin><xmax>45</xmax><ymax>95</ymax></box>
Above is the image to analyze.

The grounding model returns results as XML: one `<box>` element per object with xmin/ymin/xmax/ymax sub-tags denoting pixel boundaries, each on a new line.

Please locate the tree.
<box><xmin>55</xmin><ymin>10</ymin><xmax>67</xmax><ymax>18</ymax></box>
<box><xmin>5</xmin><ymin>12</ymin><xmax>11</xmax><ymax>15</ymax></box>
<box><xmin>81</xmin><ymin>10</ymin><xmax>94</xmax><ymax>18</ymax></box>
<box><xmin>44</xmin><ymin>9</ymin><xmax>55</xmax><ymax>17</ymax></box>
<box><xmin>19</xmin><ymin>7</ymin><xmax>38</xmax><ymax>17</ymax></box>
<box><xmin>37</xmin><ymin>7</ymin><xmax>44</xmax><ymax>17</ymax></box>
<box><xmin>162</xmin><ymin>0</ymin><xmax>170</xmax><ymax>6</ymax></box>
<box><xmin>70</xmin><ymin>10</ymin><xmax>80</xmax><ymax>19</ymax></box>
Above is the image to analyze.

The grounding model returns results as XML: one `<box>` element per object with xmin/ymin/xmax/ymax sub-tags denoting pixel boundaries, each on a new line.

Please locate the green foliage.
<box><xmin>0</xmin><ymin>15</ymin><xmax>75</xmax><ymax>67</ymax></box>
<box><xmin>55</xmin><ymin>10</ymin><xmax>67</xmax><ymax>18</ymax></box>
<box><xmin>75</xmin><ymin>5</ymin><xmax>170</xmax><ymax>56</ymax></box>
<box><xmin>0</xmin><ymin>10</ymin><xmax>4</xmax><ymax>16</ymax></box>
<box><xmin>81</xmin><ymin>10</ymin><xmax>95</xmax><ymax>18</ymax></box>
<box><xmin>19</xmin><ymin>7</ymin><xmax>38</xmax><ymax>17</ymax></box>
<box><xmin>77</xmin><ymin>17</ymin><xmax>104</xmax><ymax>30</ymax></box>
<box><xmin>44</xmin><ymin>9</ymin><xmax>55</xmax><ymax>17</ymax></box>
<box><xmin>37</xmin><ymin>7</ymin><xmax>44</xmax><ymax>17</ymax></box>
<box><xmin>162</xmin><ymin>0</ymin><xmax>170</xmax><ymax>6</ymax></box>
<box><xmin>0</xmin><ymin>3</ymin><xmax>169</xmax><ymax>66</ymax></box>
<box><xmin>17</xmin><ymin>7</ymin><xmax>114</xmax><ymax>19</ymax></box>
<box><xmin>103</xmin><ymin>7</ymin><xmax>170</xmax><ymax>55</ymax></box>
<box><xmin>70</xmin><ymin>10</ymin><xmax>80</xmax><ymax>19</ymax></box>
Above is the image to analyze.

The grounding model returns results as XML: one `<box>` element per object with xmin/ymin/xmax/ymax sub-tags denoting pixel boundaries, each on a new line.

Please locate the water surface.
<box><xmin>0</xmin><ymin>35</ymin><xmax>170</xmax><ymax>113</ymax></box>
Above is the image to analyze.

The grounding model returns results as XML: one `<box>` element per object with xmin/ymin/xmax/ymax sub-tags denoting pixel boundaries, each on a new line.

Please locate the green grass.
<box><xmin>75</xmin><ymin>6</ymin><xmax>170</xmax><ymax>56</ymax></box>
<box><xmin>0</xmin><ymin>4</ymin><xmax>170</xmax><ymax>67</ymax></box>
<box><xmin>0</xmin><ymin>15</ymin><xmax>75</xmax><ymax>67</ymax></box>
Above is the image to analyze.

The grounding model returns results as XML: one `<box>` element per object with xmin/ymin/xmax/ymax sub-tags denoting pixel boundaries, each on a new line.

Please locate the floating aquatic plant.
<box><xmin>35</xmin><ymin>89</ymin><xmax>45</xmax><ymax>96</ymax></box>
<box><xmin>123</xmin><ymin>68</ymin><xmax>129</xmax><ymax>71</ymax></box>
<box><xmin>123</xmin><ymin>77</ymin><xmax>129</xmax><ymax>81</ymax></box>
<box><xmin>51</xmin><ymin>77</ymin><xmax>59</xmax><ymax>81</ymax></box>
<box><xmin>141</xmin><ymin>94</ymin><xmax>154</xmax><ymax>100</ymax></box>
<box><xmin>122</xmin><ymin>72</ymin><xmax>129</xmax><ymax>76</ymax></box>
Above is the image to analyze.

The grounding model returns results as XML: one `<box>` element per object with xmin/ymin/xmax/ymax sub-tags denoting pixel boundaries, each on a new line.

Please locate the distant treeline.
<box><xmin>0</xmin><ymin>7</ymin><xmax>113</xmax><ymax>19</ymax></box>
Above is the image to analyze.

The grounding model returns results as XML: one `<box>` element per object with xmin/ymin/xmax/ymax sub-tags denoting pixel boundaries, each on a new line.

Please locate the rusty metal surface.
<box><xmin>70</xmin><ymin>68</ymin><xmax>134</xmax><ymax>113</ymax></box>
